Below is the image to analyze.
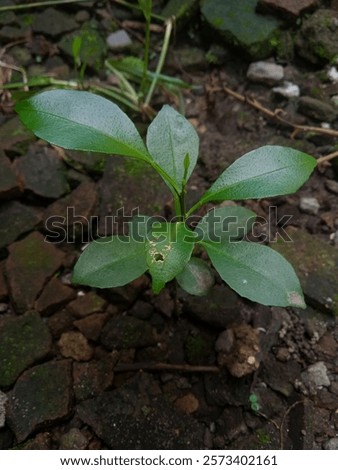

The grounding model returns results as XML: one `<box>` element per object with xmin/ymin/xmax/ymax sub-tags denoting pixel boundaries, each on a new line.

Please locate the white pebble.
<box><xmin>327</xmin><ymin>66</ymin><xmax>338</xmax><ymax>83</ymax></box>
<box><xmin>247</xmin><ymin>61</ymin><xmax>284</xmax><ymax>86</ymax></box>
<box><xmin>273</xmin><ymin>81</ymin><xmax>300</xmax><ymax>98</ymax></box>
<box><xmin>299</xmin><ymin>197</ymin><xmax>320</xmax><ymax>215</ymax></box>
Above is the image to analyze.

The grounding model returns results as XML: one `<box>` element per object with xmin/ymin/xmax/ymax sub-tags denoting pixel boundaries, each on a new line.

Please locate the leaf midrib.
<box><xmin>81</xmin><ymin>243</ymin><xmax>146</xmax><ymax>277</ymax></box>
<box><xmin>30</xmin><ymin>108</ymin><xmax>150</xmax><ymax>160</ymax></box>
<box><xmin>204</xmin><ymin>241</ymin><xmax>287</xmax><ymax>293</ymax></box>
<box><xmin>204</xmin><ymin>163</ymin><xmax>300</xmax><ymax>201</ymax></box>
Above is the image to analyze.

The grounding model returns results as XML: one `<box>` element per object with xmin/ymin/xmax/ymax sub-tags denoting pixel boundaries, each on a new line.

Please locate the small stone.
<box><xmin>328</xmin><ymin>66</ymin><xmax>338</xmax><ymax>83</ymax></box>
<box><xmin>0</xmin><ymin>201</ymin><xmax>41</xmax><ymax>250</ymax></box>
<box><xmin>299</xmin><ymin>197</ymin><xmax>320</xmax><ymax>215</ymax></box>
<box><xmin>47</xmin><ymin>309</ymin><xmax>74</xmax><ymax>339</ymax></box>
<box><xmin>5</xmin><ymin>231</ymin><xmax>65</xmax><ymax>313</ymax></box>
<box><xmin>35</xmin><ymin>277</ymin><xmax>76</xmax><ymax>316</ymax></box>
<box><xmin>298</xmin><ymin>96</ymin><xmax>337</xmax><ymax>122</ymax></box>
<box><xmin>325</xmin><ymin>179</ymin><xmax>338</xmax><ymax>195</ymax></box>
<box><xmin>331</xmin><ymin>95</ymin><xmax>338</xmax><ymax>107</ymax></box>
<box><xmin>68</xmin><ymin>291</ymin><xmax>107</xmax><ymax>318</ymax></box>
<box><xmin>273</xmin><ymin>81</ymin><xmax>300</xmax><ymax>98</ymax></box>
<box><xmin>32</xmin><ymin>8</ymin><xmax>78</xmax><ymax>37</ymax></box>
<box><xmin>6</xmin><ymin>360</ymin><xmax>72</xmax><ymax>443</ymax></box>
<box><xmin>324</xmin><ymin>437</ymin><xmax>338</xmax><ymax>450</ymax></box>
<box><xmin>0</xmin><ymin>150</ymin><xmax>18</xmax><ymax>200</ymax></box>
<box><xmin>59</xmin><ymin>428</ymin><xmax>88</xmax><ymax>450</ymax></box>
<box><xmin>100</xmin><ymin>315</ymin><xmax>156</xmax><ymax>349</ymax></box>
<box><xmin>74</xmin><ymin>313</ymin><xmax>109</xmax><ymax>341</ymax></box>
<box><xmin>0</xmin><ymin>311</ymin><xmax>52</xmax><ymax>388</ymax></box>
<box><xmin>106</xmin><ymin>30</ymin><xmax>132</xmax><ymax>50</ymax></box>
<box><xmin>20</xmin><ymin>432</ymin><xmax>51</xmax><ymax>450</ymax></box>
<box><xmin>14</xmin><ymin>144</ymin><xmax>69</xmax><ymax>199</ymax></box>
<box><xmin>58</xmin><ymin>331</ymin><xmax>93</xmax><ymax>361</ymax></box>
<box><xmin>0</xmin><ymin>391</ymin><xmax>8</xmax><ymax>428</ymax></box>
<box><xmin>247</xmin><ymin>61</ymin><xmax>284</xmax><ymax>85</ymax></box>
<box><xmin>301</xmin><ymin>361</ymin><xmax>331</xmax><ymax>390</ymax></box>
<box><xmin>175</xmin><ymin>393</ymin><xmax>199</xmax><ymax>414</ymax></box>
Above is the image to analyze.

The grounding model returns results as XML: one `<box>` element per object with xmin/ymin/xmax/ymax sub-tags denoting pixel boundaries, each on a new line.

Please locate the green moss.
<box><xmin>256</xmin><ymin>429</ymin><xmax>272</xmax><ymax>446</ymax></box>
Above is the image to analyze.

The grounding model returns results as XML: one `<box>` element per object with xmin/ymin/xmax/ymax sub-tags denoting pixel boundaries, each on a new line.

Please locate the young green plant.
<box><xmin>15</xmin><ymin>89</ymin><xmax>317</xmax><ymax>308</ymax></box>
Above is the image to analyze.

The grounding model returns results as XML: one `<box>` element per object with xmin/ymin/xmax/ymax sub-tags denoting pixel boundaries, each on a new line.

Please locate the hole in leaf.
<box><xmin>154</xmin><ymin>253</ymin><xmax>164</xmax><ymax>262</ymax></box>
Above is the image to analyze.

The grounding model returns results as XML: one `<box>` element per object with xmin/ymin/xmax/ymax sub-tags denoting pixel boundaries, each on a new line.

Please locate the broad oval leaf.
<box><xmin>200</xmin><ymin>146</ymin><xmax>316</xmax><ymax>203</ymax></box>
<box><xmin>146</xmin><ymin>105</ymin><xmax>199</xmax><ymax>192</ymax></box>
<box><xmin>195</xmin><ymin>206</ymin><xmax>256</xmax><ymax>243</ymax></box>
<box><xmin>146</xmin><ymin>222</ymin><xmax>195</xmax><ymax>294</ymax></box>
<box><xmin>203</xmin><ymin>240</ymin><xmax>306</xmax><ymax>308</ymax></box>
<box><xmin>15</xmin><ymin>90</ymin><xmax>150</xmax><ymax>160</ymax></box>
<box><xmin>72</xmin><ymin>236</ymin><xmax>147</xmax><ymax>288</ymax></box>
<box><xmin>176</xmin><ymin>257</ymin><xmax>214</xmax><ymax>296</ymax></box>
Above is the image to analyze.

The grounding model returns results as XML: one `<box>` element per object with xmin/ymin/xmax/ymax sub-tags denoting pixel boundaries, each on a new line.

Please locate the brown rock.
<box><xmin>217</xmin><ymin>324</ymin><xmax>261</xmax><ymax>377</ymax></box>
<box><xmin>68</xmin><ymin>291</ymin><xmax>107</xmax><ymax>318</ymax></box>
<box><xmin>74</xmin><ymin>313</ymin><xmax>109</xmax><ymax>341</ymax></box>
<box><xmin>6</xmin><ymin>360</ymin><xmax>72</xmax><ymax>442</ymax></box>
<box><xmin>14</xmin><ymin>144</ymin><xmax>69</xmax><ymax>198</ymax></box>
<box><xmin>73</xmin><ymin>358</ymin><xmax>114</xmax><ymax>401</ymax></box>
<box><xmin>0</xmin><ymin>150</ymin><xmax>19</xmax><ymax>200</ymax></box>
<box><xmin>0</xmin><ymin>262</ymin><xmax>8</xmax><ymax>301</ymax></box>
<box><xmin>58</xmin><ymin>331</ymin><xmax>93</xmax><ymax>361</ymax></box>
<box><xmin>44</xmin><ymin>181</ymin><xmax>98</xmax><ymax>242</ymax></box>
<box><xmin>6</xmin><ymin>231</ymin><xmax>65</xmax><ymax>313</ymax></box>
<box><xmin>257</xmin><ymin>0</ymin><xmax>319</xmax><ymax>21</ymax></box>
<box><xmin>0</xmin><ymin>201</ymin><xmax>41</xmax><ymax>250</ymax></box>
<box><xmin>59</xmin><ymin>428</ymin><xmax>88</xmax><ymax>450</ymax></box>
<box><xmin>175</xmin><ymin>393</ymin><xmax>199</xmax><ymax>414</ymax></box>
<box><xmin>35</xmin><ymin>276</ymin><xmax>76</xmax><ymax>315</ymax></box>
<box><xmin>47</xmin><ymin>308</ymin><xmax>74</xmax><ymax>338</ymax></box>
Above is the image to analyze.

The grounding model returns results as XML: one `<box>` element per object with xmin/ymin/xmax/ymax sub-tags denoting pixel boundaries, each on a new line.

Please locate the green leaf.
<box><xmin>203</xmin><ymin>240</ymin><xmax>306</xmax><ymax>308</ymax></box>
<box><xmin>146</xmin><ymin>105</ymin><xmax>199</xmax><ymax>192</ymax></box>
<box><xmin>138</xmin><ymin>0</ymin><xmax>152</xmax><ymax>21</ymax></box>
<box><xmin>128</xmin><ymin>214</ymin><xmax>161</xmax><ymax>242</ymax></box>
<box><xmin>195</xmin><ymin>206</ymin><xmax>256</xmax><ymax>242</ymax></box>
<box><xmin>15</xmin><ymin>90</ymin><xmax>150</xmax><ymax>161</ymax></box>
<box><xmin>72</xmin><ymin>236</ymin><xmax>147</xmax><ymax>288</ymax></box>
<box><xmin>200</xmin><ymin>146</ymin><xmax>317</xmax><ymax>203</ymax></box>
<box><xmin>146</xmin><ymin>222</ymin><xmax>195</xmax><ymax>293</ymax></box>
<box><xmin>176</xmin><ymin>257</ymin><xmax>214</xmax><ymax>296</ymax></box>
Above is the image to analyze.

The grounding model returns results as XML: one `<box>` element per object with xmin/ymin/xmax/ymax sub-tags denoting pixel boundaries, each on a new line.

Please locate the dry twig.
<box><xmin>114</xmin><ymin>362</ymin><xmax>220</xmax><ymax>373</ymax></box>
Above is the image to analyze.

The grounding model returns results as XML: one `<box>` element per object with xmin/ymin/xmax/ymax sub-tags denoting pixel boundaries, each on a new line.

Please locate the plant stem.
<box><xmin>186</xmin><ymin>199</ymin><xmax>204</xmax><ymax>218</ymax></box>
<box><xmin>0</xmin><ymin>0</ymin><xmax>90</xmax><ymax>12</ymax></box>
<box><xmin>144</xmin><ymin>17</ymin><xmax>173</xmax><ymax>107</ymax></box>
<box><xmin>114</xmin><ymin>0</ymin><xmax>164</xmax><ymax>21</ymax></box>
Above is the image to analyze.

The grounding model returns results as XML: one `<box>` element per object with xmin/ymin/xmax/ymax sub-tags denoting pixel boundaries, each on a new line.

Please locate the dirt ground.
<box><xmin>0</xmin><ymin>0</ymin><xmax>338</xmax><ymax>450</ymax></box>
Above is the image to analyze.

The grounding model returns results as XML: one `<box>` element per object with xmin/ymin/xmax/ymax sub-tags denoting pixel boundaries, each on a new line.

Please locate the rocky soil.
<box><xmin>0</xmin><ymin>0</ymin><xmax>338</xmax><ymax>450</ymax></box>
